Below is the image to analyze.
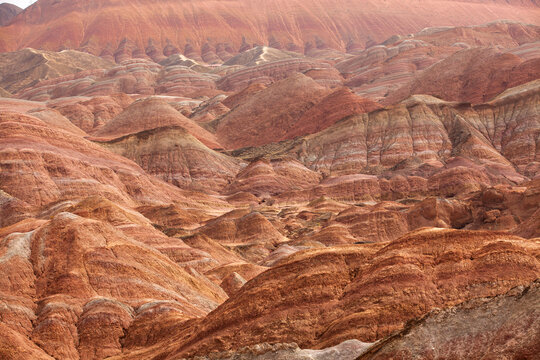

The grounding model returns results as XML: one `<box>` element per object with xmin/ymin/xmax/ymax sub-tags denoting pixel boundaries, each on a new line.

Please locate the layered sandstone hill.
<box><xmin>90</xmin><ymin>97</ymin><xmax>221</xmax><ymax>148</ymax></box>
<box><xmin>15</xmin><ymin>57</ymin><xmax>219</xmax><ymax>101</ymax></box>
<box><xmin>0</xmin><ymin>11</ymin><xmax>539</xmax><ymax>360</ymax></box>
<box><xmin>215</xmin><ymin>73</ymin><xmax>332</xmax><ymax>149</ymax></box>
<box><xmin>172</xmin><ymin>279</ymin><xmax>540</xmax><ymax>359</ymax></box>
<box><xmin>0</xmin><ymin>111</ymin><xmax>231</xmax><ymax>222</ymax></box>
<box><xmin>224</xmin><ymin>46</ymin><xmax>302</xmax><ymax>67</ymax></box>
<box><xmin>0</xmin><ymin>48</ymin><xmax>113</xmax><ymax>94</ymax></box>
<box><xmin>0</xmin><ymin>3</ymin><xmax>21</xmax><ymax>26</ymax></box>
<box><xmin>2</xmin><ymin>0</ymin><xmax>539</xmax><ymax>59</ymax></box>
<box><xmin>0</xmin><ymin>213</ymin><xmax>227</xmax><ymax>360</ymax></box>
<box><xmin>117</xmin><ymin>228</ymin><xmax>540</xmax><ymax>358</ymax></box>
<box><xmin>232</xmin><ymin>80</ymin><xmax>538</xmax><ymax>198</ymax></box>
<box><xmin>337</xmin><ymin>22</ymin><xmax>540</xmax><ymax>103</ymax></box>
<box><xmin>385</xmin><ymin>45</ymin><xmax>540</xmax><ymax>104</ymax></box>
<box><xmin>99</xmin><ymin>126</ymin><xmax>242</xmax><ymax>191</ymax></box>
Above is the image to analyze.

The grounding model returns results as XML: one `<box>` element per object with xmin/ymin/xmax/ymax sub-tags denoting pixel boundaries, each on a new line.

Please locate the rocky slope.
<box><xmin>99</xmin><ymin>126</ymin><xmax>242</xmax><ymax>191</ymax></box>
<box><xmin>1</xmin><ymin>0</ymin><xmax>539</xmax><ymax>59</ymax></box>
<box><xmin>0</xmin><ymin>3</ymin><xmax>21</xmax><ymax>26</ymax></box>
<box><xmin>0</xmin><ymin>14</ymin><xmax>539</xmax><ymax>360</ymax></box>
<box><xmin>358</xmin><ymin>279</ymin><xmax>540</xmax><ymax>360</ymax></box>
<box><xmin>216</xmin><ymin>73</ymin><xmax>332</xmax><ymax>149</ymax></box>
<box><xmin>125</xmin><ymin>228</ymin><xmax>540</xmax><ymax>358</ymax></box>
<box><xmin>0</xmin><ymin>48</ymin><xmax>113</xmax><ymax>94</ymax></box>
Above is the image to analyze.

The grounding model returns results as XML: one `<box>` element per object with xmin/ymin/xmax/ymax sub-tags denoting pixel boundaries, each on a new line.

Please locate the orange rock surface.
<box><xmin>152</xmin><ymin>229</ymin><xmax>540</xmax><ymax>358</ymax></box>
<box><xmin>0</xmin><ymin>9</ymin><xmax>539</xmax><ymax>359</ymax></box>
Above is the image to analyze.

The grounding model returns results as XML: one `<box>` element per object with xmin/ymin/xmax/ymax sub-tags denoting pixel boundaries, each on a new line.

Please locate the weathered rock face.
<box><xmin>358</xmin><ymin>279</ymin><xmax>540</xmax><ymax>360</ymax></box>
<box><xmin>287</xmin><ymin>88</ymin><xmax>382</xmax><ymax>139</ymax></box>
<box><xmin>51</xmin><ymin>93</ymin><xmax>133</xmax><ymax>133</ymax></box>
<box><xmin>14</xmin><ymin>57</ymin><xmax>219</xmax><ymax>102</ymax></box>
<box><xmin>0</xmin><ymin>213</ymin><xmax>226</xmax><ymax>360</ymax></box>
<box><xmin>194</xmin><ymin>209</ymin><xmax>287</xmax><ymax>263</ymax></box>
<box><xmin>0</xmin><ymin>10</ymin><xmax>539</xmax><ymax>360</ymax></box>
<box><xmin>182</xmin><ymin>340</ymin><xmax>372</xmax><ymax>360</ymax></box>
<box><xmin>3</xmin><ymin>0</ymin><xmax>538</xmax><ymax>57</ymax></box>
<box><xmin>338</xmin><ymin>40</ymin><xmax>460</xmax><ymax>102</ymax></box>
<box><xmin>0</xmin><ymin>86</ymin><xmax>11</xmax><ymax>97</ymax></box>
<box><xmin>16</xmin><ymin>58</ymin><xmax>158</xmax><ymax>101</ymax></box>
<box><xmin>410</xmin><ymin>20</ymin><xmax>540</xmax><ymax>49</ymax></box>
<box><xmin>225</xmin><ymin>158</ymin><xmax>321</xmax><ymax>197</ymax></box>
<box><xmin>0</xmin><ymin>3</ymin><xmax>21</xmax><ymax>26</ymax></box>
<box><xmin>160</xmin><ymin>228</ymin><xmax>540</xmax><ymax>358</ymax></box>
<box><xmin>244</xmin><ymin>82</ymin><xmax>539</xmax><ymax>194</ymax></box>
<box><xmin>217</xmin><ymin>59</ymin><xmax>334</xmax><ymax>92</ymax></box>
<box><xmin>223</xmin><ymin>46</ymin><xmax>301</xmax><ymax>67</ymax></box>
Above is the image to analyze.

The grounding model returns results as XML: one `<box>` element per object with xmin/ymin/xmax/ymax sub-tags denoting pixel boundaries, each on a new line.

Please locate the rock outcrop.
<box><xmin>91</xmin><ymin>97</ymin><xmax>221</xmax><ymax>149</ymax></box>
<box><xmin>0</xmin><ymin>11</ymin><xmax>539</xmax><ymax>360</ymax></box>
<box><xmin>156</xmin><ymin>228</ymin><xmax>540</xmax><ymax>358</ymax></box>
<box><xmin>358</xmin><ymin>279</ymin><xmax>540</xmax><ymax>360</ymax></box>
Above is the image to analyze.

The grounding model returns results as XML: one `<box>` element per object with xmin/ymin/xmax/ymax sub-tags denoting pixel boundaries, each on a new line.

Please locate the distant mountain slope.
<box><xmin>0</xmin><ymin>0</ymin><xmax>539</xmax><ymax>59</ymax></box>
<box><xmin>0</xmin><ymin>3</ymin><xmax>21</xmax><ymax>26</ymax></box>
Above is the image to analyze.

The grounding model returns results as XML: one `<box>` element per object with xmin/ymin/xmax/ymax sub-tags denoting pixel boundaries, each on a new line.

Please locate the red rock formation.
<box><xmin>385</xmin><ymin>44</ymin><xmax>540</xmax><ymax>104</ymax></box>
<box><xmin>2</xmin><ymin>0</ymin><xmax>539</xmax><ymax>57</ymax></box>
<box><xmin>224</xmin><ymin>46</ymin><xmax>301</xmax><ymax>67</ymax></box>
<box><xmin>252</xmin><ymin>83</ymin><xmax>537</xmax><ymax>191</ymax></box>
<box><xmin>194</xmin><ymin>209</ymin><xmax>287</xmax><ymax>262</ymax></box>
<box><xmin>99</xmin><ymin>126</ymin><xmax>242</xmax><ymax>191</ymax></box>
<box><xmin>0</xmin><ymin>11</ymin><xmax>539</xmax><ymax>360</ymax></box>
<box><xmin>217</xmin><ymin>58</ymin><xmax>333</xmax><ymax>92</ymax></box>
<box><xmin>339</xmin><ymin>41</ymin><xmax>459</xmax><ymax>101</ymax></box>
<box><xmin>0</xmin><ymin>48</ymin><xmax>112</xmax><ymax>94</ymax></box>
<box><xmin>159</xmin><ymin>228</ymin><xmax>540</xmax><ymax>358</ymax></box>
<box><xmin>216</xmin><ymin>73</ymin><xmax>331</xmax><ymax>149</ymax></box>
<box><xmin>0</xmin><ymin>213</ymin><xmax>226</xmax><ymax>360</ymax></box>
<box><xmin>0</xmin><ymin>3</ymin><xmax>21</xmax><ymax>26</ymax></box>
<box><xmin>287</xmin><ymin>88</ymin><xmax>382</xmax><ymax>139</ymax></box>
<box><xmin>90</xmin><ymin>97</ymin><xmax>221</xmax><ymax>148</ymax></box>
<box><xmin>221</xmin><ymin>83</ymin><xmax>267</xmax><ymax>109</ymax></box>
<box><xmin>51</xmin><ymin>93</ymin><xmax>133</xmax><ymax>133</ymax></box>
<box><xmin>16</xmin><ymin>58</ymin><xmax>159</xmax><ymax>101</ymax></box>
<box><xmin>156</xmin><ymin>65</ymin><xmax>219</xmax><ymax>97</ymax></box>
<box><xmin>225</xmin><ymin>158</ymin><xmax>321</xmax><ymax>197</ymax></box>
<box><xmin>0</xmin><ymin>111</ymin><xmax>228</xmax><ymax>211</ymax></box>
<box><xmin>411</xmin><ymin>20</ymin><xmax>540</xmax><ymax>48</ymax></box>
